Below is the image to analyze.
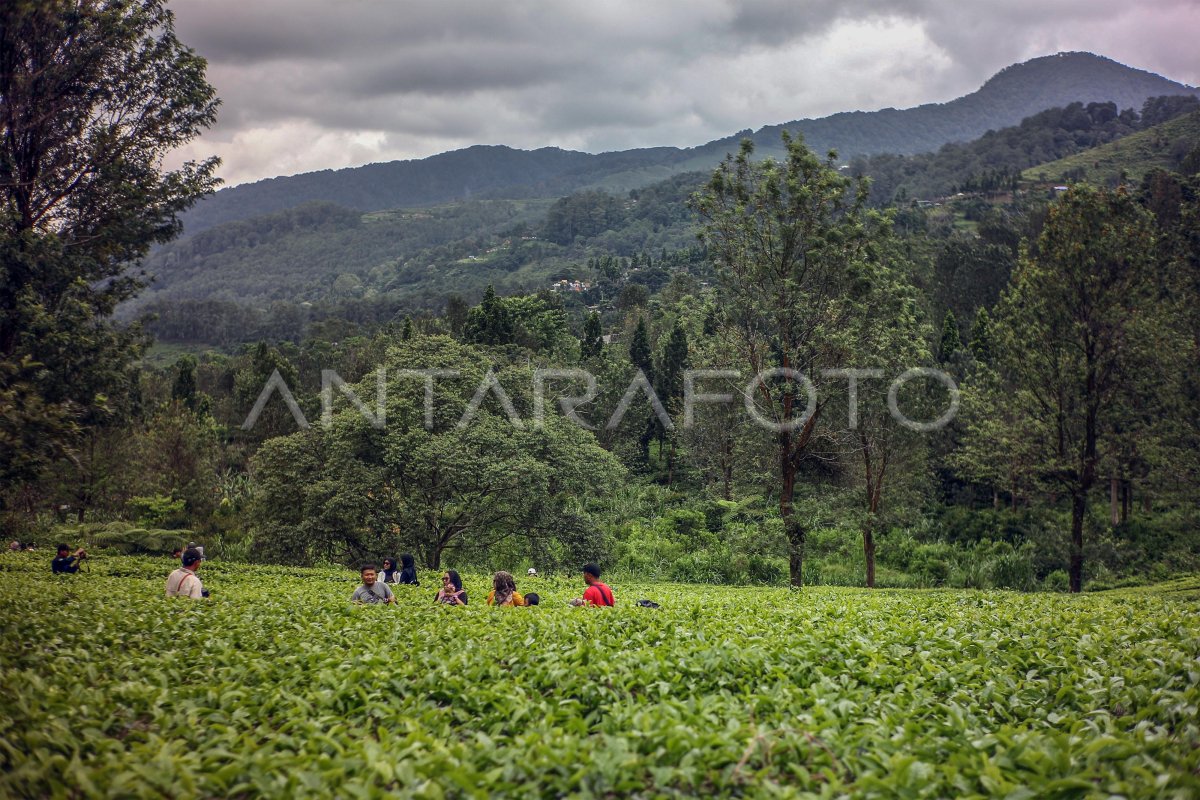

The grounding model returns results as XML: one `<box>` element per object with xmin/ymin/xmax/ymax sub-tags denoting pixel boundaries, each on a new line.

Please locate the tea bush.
<box><xmin>2</xmin><ymin>553</ymin><xmax>1198</xmax><ymax>798</ymax></box>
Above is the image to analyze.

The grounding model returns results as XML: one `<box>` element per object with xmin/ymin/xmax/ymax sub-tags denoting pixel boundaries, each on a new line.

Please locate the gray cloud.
<box><xmin>166</xmin><ymin>0</ymin><xmax>1200</xmax><ymax>186</ymax></box>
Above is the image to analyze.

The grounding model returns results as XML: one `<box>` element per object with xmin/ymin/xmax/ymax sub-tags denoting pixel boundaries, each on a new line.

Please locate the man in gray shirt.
<box><xmin>351</xmin><ymin>564</ymin><xmax>395</xmax><ymax>604</ymax></box>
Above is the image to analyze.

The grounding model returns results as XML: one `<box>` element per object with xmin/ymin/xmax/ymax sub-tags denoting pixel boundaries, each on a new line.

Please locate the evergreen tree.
<box><xmin>463</xmin><ymin>285</ymin><xmax>514</xmax><ymax>346</ymax></box>
<box><xmin>628</xmin><ymin>318</ymin><xmax>653</xmax><ymax>380</ymax></box>
<box><xmin>659</xmin><ymin>322</ymin><xmax>689</xmax><ymax>404</ymax></box>
<box><xmin>172</xmin><ymin>356</ymin><xmax>198</xmax><ymax>411</ymax></box>
<box><xmin>938</xmin><ymin>312</ymin><xmax>963</xmax><ymax>362</ymax></box>
<box><xmin>580</xmin><ymin>312</ymin><xmax>603</xmax><ymax>360</ymax></box>
<box><xmin>627</xmin><ymin>317</ymin><xmax>656</xmax><ymax>465</ymax></box>
<box><xmin>969</xmin><ymin>307</ymin><xmax>993</xmax><ymax>363</ymax></box>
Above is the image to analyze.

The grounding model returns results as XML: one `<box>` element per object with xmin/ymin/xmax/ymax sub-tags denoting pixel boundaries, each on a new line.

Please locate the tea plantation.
<box><xmin>2</xmin><ymin>554</ymin><xmax>1198</xmax><ymax>798</ymax></box>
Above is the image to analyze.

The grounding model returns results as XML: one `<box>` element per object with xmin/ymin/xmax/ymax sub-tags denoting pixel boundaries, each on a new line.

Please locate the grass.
<box><xmin>2</xmin><ymin>552</ymin><xmax>1198</xmax><ymax>798</ymax></box>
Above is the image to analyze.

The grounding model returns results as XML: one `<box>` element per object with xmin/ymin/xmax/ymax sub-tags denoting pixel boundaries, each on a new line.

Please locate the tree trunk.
<box><xmin>992</xmin><ymin>487</ymin><xmax>999</xmax><ymax>509</ymax></box>
<box><xmin>722</xmin><ymin>439</ymin><xmax>733</xmax><ymax>501</ymax></box>
<box><xmin>666</xmin><ymin>436</ymin><xmax>676</xmax><ymax>488</ymax></box>
<box><xmin>1069</xmin><ymin>491</ymin><xmax>1086</xmax><ymax>593</ymax></box>
<box><xmin>863</xmin><ymin>525</ymin><xmax>876</xmax><ymax>589</ymax></box>
<box><xmin>1110</xmin><ymin>475</ymin><xmax>1119</xmax><ymax>526</ymax></box>
<box><xmin>781</xmin><ymin>456</ymin><xmax>803</xmax><ymax>587</ymax></box>
<box><xmin>1121</xmin><ymin>479</ymin><xmax>1130</xmax><ymax>522</ymax></box>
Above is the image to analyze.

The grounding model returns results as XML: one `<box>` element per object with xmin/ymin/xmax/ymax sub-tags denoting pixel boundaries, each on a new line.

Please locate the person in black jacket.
<box><xmin>52</xmin><ymin>543</ymin><xmax>86</xmax><ymax>574</ymax></box>
<box><xmin>397</xmin><ymin>553</ymin><xmax>419</xmax><ymax>585</ymax></box>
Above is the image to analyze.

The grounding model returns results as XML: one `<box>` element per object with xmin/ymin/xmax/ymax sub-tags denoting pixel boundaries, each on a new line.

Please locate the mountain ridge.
<box><xmin>181</xmin><ymin>52</ymin><xmax>1198</xmax><ymax>234</ymax></box>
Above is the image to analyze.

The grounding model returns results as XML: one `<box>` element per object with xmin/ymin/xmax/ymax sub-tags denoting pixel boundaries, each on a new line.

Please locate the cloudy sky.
<box><xmin>165</xmin><ymin>0</ymin><xmax>1200</xmax><ymax>187</ymax></box>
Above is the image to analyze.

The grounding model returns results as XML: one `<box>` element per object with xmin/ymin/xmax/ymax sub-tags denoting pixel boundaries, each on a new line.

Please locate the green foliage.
<box><xmin>692</xmin><ymin>131</ymin><xmax>881</xmax><ymax>586</ymax></box>
<box><xmin>3</xmin><ymin>552</ymin><xmax>1200</xmax><ymax>797</ymax></box>
<box><xmin>127</xmin><ymin>495</ymin><xmax>188</xmax><ymax>530</ymax></box>
<box><xmin>542</xmin><ymin>190</ymin><xmax>627</xmax><ymax>245</ymax></box>
<box><xmin>249</xmin><ymin>337</ymin><xmax>624</xmax><ymax>568</ymax></box>
<box><xmin>579</xmin><ymin>312</ymin><xmax>604</xmax><ymax>360</ymax></box>
<box><xmin>852</xmin><ymin>99</ymin><xmax>1144</xmax><ymax>204</ymax></box>
<box><xmin>88</xmin><ymin>526</ymin><xmax>191</xmax><ymax>556</ymax></box>
<box><xmin>0</xmin><ymin>0</ymin><xmax>218</xmax><ymax>493</ymax></box>
<box><xmin>937</xmin><ymin>312</ymin><xmax>962</xmax><ymax>361</ymax></box>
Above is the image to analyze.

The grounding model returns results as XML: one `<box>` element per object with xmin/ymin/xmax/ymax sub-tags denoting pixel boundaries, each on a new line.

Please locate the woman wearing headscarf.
<box><xmin>486</xmin><ymin>570</ymin><xmax>525</xmax><ymax>606</ymax></box>
<box><xmin>380</xmin><ymin>557</ymin><xmax>401</xmax><ymax>584</ymax></box>
<box><xmin>397</xmin><ymin>553</ymin><xmax>420</xmax><ymax>585</ymax></box>
<box><xmin>434</xmin><ymin>569</ymin><xmax>468</xmax><ymax>605</ymax></box>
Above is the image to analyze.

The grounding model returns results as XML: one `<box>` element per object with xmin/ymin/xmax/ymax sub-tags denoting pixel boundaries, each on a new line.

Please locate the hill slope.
<box><xmin>182</xmin><ymin>52</ymin><xmax>1198</xmax><ymax>234</ymax></box>
<box><xmin>1022</xmin><ymin>109</ymin><xmax>1200</xmax><ymax>185</ymax></box>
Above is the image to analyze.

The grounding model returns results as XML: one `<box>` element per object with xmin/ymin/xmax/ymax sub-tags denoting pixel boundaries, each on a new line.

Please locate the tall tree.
<box><xmin>627</xmin><ymin>317</ymin><xmax>656</xmax><ymax>464</ymax></box>
<box><xmin>980</xmin><ymin>185</ymin><xmax>1172</xmax><ymax>592</ymax></box>
<box><xmin>172</xmin><ymin>355</ymin><xmax>198</xmax><ymax>411</ymax></box>
<box><xmin>938</xmin><ymin>311</ymin><xmax>962</xmax><ymax>363</ymax></box>
<box><xmin>691</xmin><ymin>133</ymin><xmax>873</xmax><ymax>586</ymax></box>
<box><xmin>0</xmin><ymin>0</ymin><xmax>219</xmax><ymax>497</ymax></box>
<box><xmin>968</xmin><ymin>307</ymin><xmax>993</xmax><ymax>363</ymax></box>
<box><xmin>579</xmin><ymin>312</ymin><xmax>604</xmax><ymax>360</ymax></box>
<box><xmin>843</xmin><ymin>242</ymin><xmax>932</xmax><ymax>588</ymax></box>
<box><xmin>463</xmin><ymin>285</ymin><xmax>514</xmax><ymax>346</ymax></box>
<box><xmin>657</xmin><ymin>321</ymin><xmax>690</xmax><ymax>484</ymax></box>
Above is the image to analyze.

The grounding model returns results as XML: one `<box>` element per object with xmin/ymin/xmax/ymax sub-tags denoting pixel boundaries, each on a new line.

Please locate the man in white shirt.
<box><xmin>166</xmin><ymin>548</ymin><xmax>207</xmax><ymax>599</ymax></box>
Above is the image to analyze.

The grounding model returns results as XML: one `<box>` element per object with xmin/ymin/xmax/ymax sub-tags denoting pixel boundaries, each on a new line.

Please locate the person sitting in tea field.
<box><xmin>396</xmin><ymin>553</ymin><xmax>420</xmax><ymax>585</ymax></box>
<box><xmin>380</xmin><ymin>557</ymin><xmax>401</xmax><ymax>584</ymax></box>
<box><xmin>570</xmin><ymin>564</ymin><xmax>614</xmax><ymax>607</ymax></box>
<box><xmin>351</xmin><ymin>564</ymin><xmax>396</xmax><ymax>605</ymax></box>
<box><xmin>486</xmin><ymin>571</ymin><xmax>525</xmax><ymax>606</ymax></box>
<box><xmin>524</xmin><ymin>592</ymin><xmax>540</xmax><ymax>606</ymax></box>
<box><xmin>166</xmin><ymin>548</ymin><xmax>208</xmax><ymax>599</ymax></box>
<box><xmin>51</xmin><ymin>543</ymin><xmax>86</xmax><ymax>574</ymax></box>
<box><xmin>434</xmin><ymin>570</ymin><xmax>468</xmax><ymax>605</ymax></box>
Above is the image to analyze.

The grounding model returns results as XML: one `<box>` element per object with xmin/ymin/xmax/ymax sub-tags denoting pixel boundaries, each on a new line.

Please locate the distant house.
<box><xmin>1053</xmin><ymin>185</ymin><xmax>1070</xmax><ymax>193</ymax></box>
<box><xmin>601</xmin><ymin>333</ymin><xmax>620</xmax><ymax>345</ymax></box>
<box><xmin>550</xmin><ymin>279</ymin><xmax>592</xmax><ymax>293</ymax></box>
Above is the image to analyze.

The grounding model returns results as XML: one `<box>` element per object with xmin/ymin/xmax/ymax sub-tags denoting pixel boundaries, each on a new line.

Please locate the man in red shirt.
<box><xmin>570</xmin><ymin>563</ymin><xmax>614</xmax><ymax>607</ymax></box>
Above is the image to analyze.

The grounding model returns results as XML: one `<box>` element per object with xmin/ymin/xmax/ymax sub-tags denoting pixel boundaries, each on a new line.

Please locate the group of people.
<box><xmin>44</xmin><ymin>540</ymin><xmax>615</xmax><ymax>608</ymax></box>
<box><xmin>352</xmin><ymin>562</ymin><xmax>615</xmax><ymax>608</ymax></box>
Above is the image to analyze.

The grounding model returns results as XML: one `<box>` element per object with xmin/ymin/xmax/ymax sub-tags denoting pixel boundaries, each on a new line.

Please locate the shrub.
<box><xmin>89</xmin><ymin>526</ymin><xmax>193</xmax><ymax>556</ymax></box>
<box><xmin>1042</xmin><ymin>569</ymin><xmax>1069</xmax><ymax>592</ymax></box>
<box><xmin>127</xmin><ymin>495</ymin><xmax>189</xmax><ymax>529</ymax></box>
<box><xmin>988</xmin><ymin>544</ymin><xmax>1036</xmax><ymax>591</ymax></box>
<box><xmin>910</xmin><ymin>543</ymin><xmax>954</xmax><ymax>586</ymax></box>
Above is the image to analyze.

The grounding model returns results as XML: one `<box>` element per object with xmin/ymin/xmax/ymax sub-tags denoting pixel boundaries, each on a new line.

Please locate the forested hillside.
<box><xmin>132</xmin><ymin>96</ymin><xmax>1200</xmax><ymax>345</ymax></box>
<box><xmin>851</xmin><ymin>95</ymin><xmax>1200</xmax><ymax>204</ymax></box>
<box><xmin>1024</xmin><ymin>108</ymin><xmax>1200</xmax><ymax>185</ymax></box>
<box><xmin>181</xmin><ymin>52</ymin><xmax>1199</xmax><ymax>234</ymax></box>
